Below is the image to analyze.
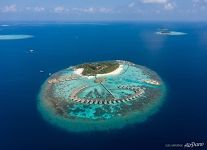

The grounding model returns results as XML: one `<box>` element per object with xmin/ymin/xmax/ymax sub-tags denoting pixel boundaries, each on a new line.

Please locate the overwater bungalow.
<box><xmin>86</xmin><ymin>100</ymin><xmax>90</xmax><ymax>104</ymax></box>
<box><xmin>81</xmin><ymin>100</ymin><xmax>85</xmax><ymax>103</ymax></box>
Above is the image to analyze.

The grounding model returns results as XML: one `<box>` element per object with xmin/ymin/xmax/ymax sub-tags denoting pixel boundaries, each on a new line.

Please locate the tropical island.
<box><xmin>38</xmin><ymin>60</ymin><xmax>166</xmax><ymax>132</ymax></box>
<box><xmin>76</xmin><ymin>61</ymin><xmax>119</xmax><ymax>76</ymax></box>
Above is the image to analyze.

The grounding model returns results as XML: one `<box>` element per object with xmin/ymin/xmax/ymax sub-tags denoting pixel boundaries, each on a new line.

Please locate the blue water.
<box><xmin>0</xmin><ymin>22</ymin><xmax>207</xmax><ymax>150</ymax></box>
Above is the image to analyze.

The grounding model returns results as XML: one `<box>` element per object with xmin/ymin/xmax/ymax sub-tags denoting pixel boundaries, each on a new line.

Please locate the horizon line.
<box><xmin>1</xmin><ymin>19</ymin><xmax>207</xmax><ymax>23</ymax></box>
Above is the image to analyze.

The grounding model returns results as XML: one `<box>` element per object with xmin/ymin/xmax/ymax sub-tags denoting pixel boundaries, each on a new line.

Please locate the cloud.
<box><xmin>54</xmin><ymin>6</ymin><xmax>65</xmax><ymax>13</ymax></box>
<box><xmin>99</xmin><ymin>8</ymin><xmax>112</xmax><ymax>13</ymax></box>
<box><xmin>34</xmin><ymin>7</ymin><xmax>45</xmax><ymax>12</ymax></box>
<box><xmin>192</xmin><ymin>0</ymin><xmax>207</xmax><ymax>3</ymax></box>
<box><xmin>25</xmin><ymin>6</ymin><xmax>45</xmax><ymax>12</ymax></box>
<box><xmin>164</xmin><ymin>3</ymin><xmax>175</xmax><ymax>10</ymax></box>
<box><xmin>192</xmin><ymin>0</ymin><xmax>207</xmax><ymax>11</ymax></box>
<box><xmin>75</xmin><ymin>7</ymin><xmax>111</xmax><ymax>14</ymax></box>
<box><xmin>192</xmin><ymin>0</ymin><xmax>207</xmax><ymax>8</ymax></box>
<box><xmin>82</xmin><ymin>7</ymin><xmax>95</xmax><ymax>13</ymax></box>
<box><xmin>192</xmin><ymin>0</ymin><xmax>201</xmax><ymax>7</ymax></box>
<box><xmin>1</xmin><ymin>4</ymin><xmax>17</xmax><ymax>13</ymax></box>
<box><xmin>54</xmin><ymin>6</ymin><xmax>112</xmax><ymax>14</ymax></box>
<box><xmin>192</xmin><ymin>0</ymin><xmax>200</xmax><ymax>3</ymax></box>
<box><xmin>142</xmin><ymin>0</ymin><xmax>168</xmax><ymax>4</ymax></box>
<box><xmin>128</xmin><ymin>2</ymin><xmax>136</xmax><ymax>7</ymax></box>
<box><xmin>141</xmin><ymin>0</ymin><xmax>175</xmax><ymax>11</ymax></box>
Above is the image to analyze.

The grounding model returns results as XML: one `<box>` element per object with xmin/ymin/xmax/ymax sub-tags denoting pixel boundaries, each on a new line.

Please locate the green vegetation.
<box><xmin>76</xmin><ymin>61</ymin><xmax>119</xmax><ymax>76</ymax></box>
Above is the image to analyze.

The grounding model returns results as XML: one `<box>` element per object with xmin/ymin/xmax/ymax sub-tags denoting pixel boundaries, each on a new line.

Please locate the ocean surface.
<box><xmin>0</xmin><ymin>22</ymin><xmax>207</xmax><ymax>150</ymax></box>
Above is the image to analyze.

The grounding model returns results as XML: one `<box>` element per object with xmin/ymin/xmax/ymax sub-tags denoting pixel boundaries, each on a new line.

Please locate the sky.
<box><xmin>0</xmin><ymin>0</ymin><xmax>207</xmax><ymax>21</ymax></box>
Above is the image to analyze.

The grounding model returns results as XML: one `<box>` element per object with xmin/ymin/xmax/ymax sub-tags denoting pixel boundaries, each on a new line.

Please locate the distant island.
<box><xmin>156</xmin><ymin>28</ymin><xmax>187</xmax><ymax>36</ymax></box>
<box><xmin>0</xmin><ymin>35</ymin><xmax>34</xmax><ymax>40</ymax></box>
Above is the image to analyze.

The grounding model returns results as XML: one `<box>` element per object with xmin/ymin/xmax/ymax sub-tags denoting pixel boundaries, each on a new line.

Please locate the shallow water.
<box><xmin>0</xmin><ymin>22</ymin><xmax>207</xmax><ymax>150</ymax></box>
<box><xmin>0</xmin><ymin>34</ymin><xmax>34</xmax><ymax>40</ymax></box>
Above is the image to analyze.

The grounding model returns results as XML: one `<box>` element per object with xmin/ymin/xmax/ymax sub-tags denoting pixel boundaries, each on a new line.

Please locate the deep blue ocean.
<box><xmin>0</xmin><ymin>22</ymin><xmax>207</xmax><ymax>150</ymax></box>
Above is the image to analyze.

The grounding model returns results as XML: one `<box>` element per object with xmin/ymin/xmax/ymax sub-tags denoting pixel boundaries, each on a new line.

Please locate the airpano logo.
<box><xmin>184</xmin><ymin>142</ymin><xmax>204</xmax><ymax>148</ymax></box>
<box><xmin>165</xmin><ymin>141</ymin><xmax>205</xmax><ymax>149</ymax></box>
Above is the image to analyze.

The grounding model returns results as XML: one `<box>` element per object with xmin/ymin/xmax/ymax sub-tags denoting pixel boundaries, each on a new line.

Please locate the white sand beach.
<box><xmin>74</xmin><ymin>68</ymin><xmax>84</xmax><ymax>75</ymax></box>
<box><xmin>74</xmin><ymin>68</ymin><xmax>94</xmax><ymax>79</ymax></box>
<box><xmin>96</xmin><ymin>64</ymin><xmax>123</xmax><ymax>77</ymax></box>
